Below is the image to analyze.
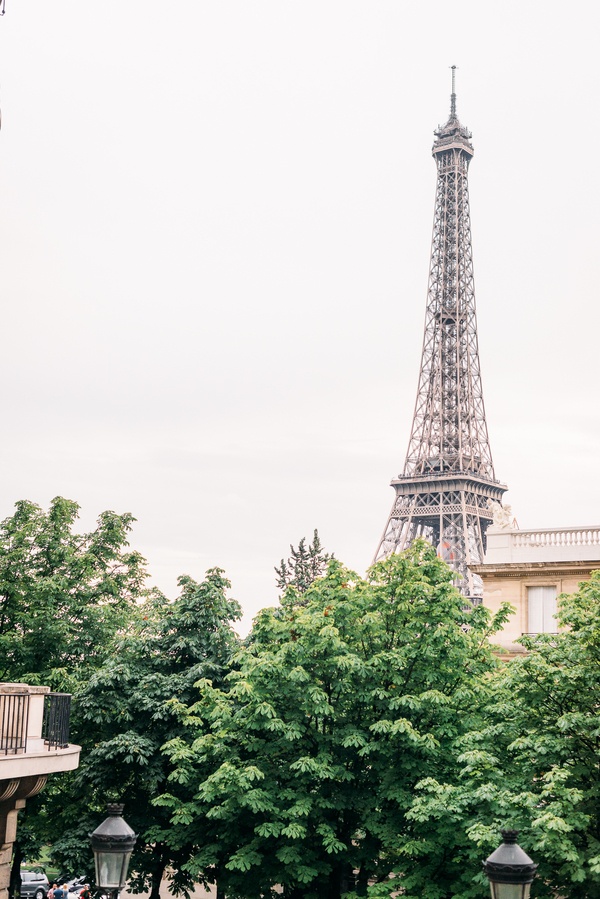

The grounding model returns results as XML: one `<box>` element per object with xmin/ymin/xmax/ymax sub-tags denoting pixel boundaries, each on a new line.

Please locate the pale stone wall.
<box><xmin>480</xmin><ymin>568</ymin><xmax>594</xmax><ymax>656</ymax></box>
<box><xmin>0</xmin><ymin>796</ymin><xmax>24</xmax><ymax>899</ymax></box>
<box><xmin>0</xmin><ymin>778</ymin><xmax>48</xmax><ymax>899</ymax></box>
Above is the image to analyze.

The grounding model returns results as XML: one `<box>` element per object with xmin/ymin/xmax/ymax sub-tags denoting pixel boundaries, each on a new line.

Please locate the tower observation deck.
<box><xmin>374</xmin><ymin>71</ymin><xmax>507</xmax><ymax>601</ymax></box>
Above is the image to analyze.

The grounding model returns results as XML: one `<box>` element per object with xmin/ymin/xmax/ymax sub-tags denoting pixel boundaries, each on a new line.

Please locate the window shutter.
<box><xmin>527</xmin><ymin>586</ymin><xmax>557</xmax><ymax>633</ymax></box>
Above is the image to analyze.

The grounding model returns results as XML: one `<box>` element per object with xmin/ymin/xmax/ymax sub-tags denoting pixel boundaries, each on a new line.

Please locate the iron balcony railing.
<box><xmin>0</xmin><ymin>686</ymin><xmax>73</xmax><ymax>754</ymax></box>
<box><xmin>0</xmin><ymin>691</ymin><xmax>30</xmax><ymax>755</ymax></box>
<box><xmin>42</xmin><ymin>692</ymin><xmax>71</xmax><ymax>750</ymax></box>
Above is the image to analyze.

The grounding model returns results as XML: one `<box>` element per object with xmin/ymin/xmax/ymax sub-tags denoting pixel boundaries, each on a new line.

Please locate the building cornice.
<box><xmin>471</xmin><ymin>560</ymin><xmax>599</xmax><ymax>579</ymax></box>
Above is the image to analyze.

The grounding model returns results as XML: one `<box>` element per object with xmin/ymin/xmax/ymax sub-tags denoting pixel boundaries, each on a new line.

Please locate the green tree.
<box><xmin>0</xmin><ymin>497</ymin><xmax>147</xmax><ymax>895</ymax></box>
<box><xmin>159</xmin><ymin>543</ymin><xmax>510</xmax><ymax>899</ymax></box>
<box><xmin>0</xmin><ymin>497</ymin><xmax>146</xmax><ymax>689</ymax></box>
<box><xmin>406</xmin><ymin>570</ymin><xmax>600</xmax><ymax>899</ymax></box>
<box><xmin>275</xmin><ymin>529</ymin><xmax>333</xmax><ymax>595</ymax></box>
<box><xmin>45</xmin><ymin>568</ymin><xmax>242</xmax><ymax>899</ymax></box>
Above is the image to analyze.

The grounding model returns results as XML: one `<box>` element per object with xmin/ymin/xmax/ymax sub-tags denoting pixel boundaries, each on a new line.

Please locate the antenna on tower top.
<box><xmin>450</xmin><ymin>65</ymin><xmax>457</xmax><ymax>116</ymax></box>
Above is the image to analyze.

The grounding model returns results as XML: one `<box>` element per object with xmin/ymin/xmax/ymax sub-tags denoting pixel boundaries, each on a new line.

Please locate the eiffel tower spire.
<box><xmin>374</xmin><ymin>72</ymin><xmax>507</xmax><ymax>601</ymax></box>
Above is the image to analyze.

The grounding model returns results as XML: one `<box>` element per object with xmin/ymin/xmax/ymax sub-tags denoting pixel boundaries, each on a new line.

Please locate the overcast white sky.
<box><xmin>0</xmin><ymin>1</ymin><xmax>598</xmax><ymax>632</ymax></box>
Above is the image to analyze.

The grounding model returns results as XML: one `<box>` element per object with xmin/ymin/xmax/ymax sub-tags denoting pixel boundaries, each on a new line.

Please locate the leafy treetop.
<box><xmin>158</xmin><ymin>541</ymin><xmax>511</xmax><ymax>899</ymax></box>
<box><xmin>0</xmin><ymin>496</ymin><xmax>147</xmax><ymax>690</ymax></box>
<box><xmin>274</xmin><ymin>529</ymin><xmax>333</xmax><ymax>595</ymax></box>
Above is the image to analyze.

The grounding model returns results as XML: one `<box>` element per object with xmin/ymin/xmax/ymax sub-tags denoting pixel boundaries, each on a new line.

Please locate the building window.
<box><xmin>527</xmin><ymin>586</ymin><xmax>558</xmax><ymax>634</ymax></box>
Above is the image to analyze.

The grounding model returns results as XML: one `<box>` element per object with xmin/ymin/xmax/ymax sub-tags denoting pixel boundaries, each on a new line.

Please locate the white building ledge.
<box><xmin>0</xmin><ymin>742</ymin><xmax>81</xmax><ymax>780</ymax></box>
<box><xmin>484</xmin><ymin>525</ymin><xmax>600</xmax><ymax>565</ymax></box>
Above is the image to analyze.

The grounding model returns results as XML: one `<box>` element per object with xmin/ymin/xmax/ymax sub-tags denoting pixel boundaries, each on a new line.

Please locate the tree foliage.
<box><xmin>6</xmin><ymin>496</ymin><xmax>600</xmax><ymax>899</ymax></box>
<box><xmin>0</xmin><ymin>497</ymin><xmax>148</xmax><ymax>893</ymax></box>
<box><xmin>274</xmin><ymin>529</ymin><xmax>333</xmax><ymax>595</ymax></box>
<box><xmin>159</xmin><ymin>542</ymin><xmax>510</xmax><ymax>899</ymax></box>
<box><xmin>47</xmin><ymin>569</ymin><xmax>242</xmax><ymax>899</ymax></box>
<box><xmin>0</xmin><ymin>497</ymin><xmax>146</xmax><ymax>689</ymax></box>
<box><xmin>0</xmin><ymin>497</ymin><xmax>242</xmax><ymax>899</ymax></box>
<box><xmin>405</xmin><ymin>570</ymin><xmax>600</xmax><ymax>899</ymax></box>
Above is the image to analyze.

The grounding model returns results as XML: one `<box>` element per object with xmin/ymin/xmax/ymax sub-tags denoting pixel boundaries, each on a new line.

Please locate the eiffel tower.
<box><xmin>374</xmin><ymin>69</ymin><xmax>506</xmax><ymax>601</ymax></box>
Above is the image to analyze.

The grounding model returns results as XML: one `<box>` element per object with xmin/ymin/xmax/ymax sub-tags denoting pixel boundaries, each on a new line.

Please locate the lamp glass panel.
<box><xmin>94</xmin><ymin>850</ymin><xmax>132</xmax><ymax>889</ymax></box>
<box><xmin>490</xmin><ymin>883</ymin><xmax>529</xmax><ymax>899</ymax></box>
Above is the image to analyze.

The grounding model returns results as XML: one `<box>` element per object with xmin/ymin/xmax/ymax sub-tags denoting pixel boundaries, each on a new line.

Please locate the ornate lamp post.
<box><xmin>483</xmin><ymin>829</ymin><xmax>538</xmax><ymax>899</ymax></box>
<box><xmin>90</xmin><ymin>804</ymin><xmax>137</xmax><ymax>898</ymax></box>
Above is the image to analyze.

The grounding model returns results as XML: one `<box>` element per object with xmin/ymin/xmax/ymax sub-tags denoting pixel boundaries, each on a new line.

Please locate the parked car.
<box><xmin>66</xmin><ymin>878</ymin><xmax>88</xmax><ymax>899</ymax></box>
<box><xmin>20</xmin><ymin>871</ymin><xmax>50</xmax><ymax>899</ymax></box>
<box><xmin>53</xmin><ymin>876</ymin><xmax>77</xmax><ymax>888</ymax></box>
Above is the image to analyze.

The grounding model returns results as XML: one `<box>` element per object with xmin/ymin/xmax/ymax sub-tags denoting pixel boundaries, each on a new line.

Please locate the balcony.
<box><xmin>0</xmin><ymin>683</ymin><xmax>80</xmax><ymax>781</ymax></box>
<box><xmin>0</xmin><ymin>686</ymin><xmax>81</xmax><ymax>899</ymax></box>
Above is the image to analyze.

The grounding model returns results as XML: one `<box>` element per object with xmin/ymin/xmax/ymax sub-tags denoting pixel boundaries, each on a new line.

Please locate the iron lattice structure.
<box><xmin>374</xmin><ymin>75</ymin><xmax>506</xmax><ymax>601</ymax></box>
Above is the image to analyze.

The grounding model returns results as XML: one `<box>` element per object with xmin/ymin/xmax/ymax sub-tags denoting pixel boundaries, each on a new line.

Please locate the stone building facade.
<box><xmin>472</xmin><ymin>525</ymin><xmax>600</xmax><ymax>656</ymax></box>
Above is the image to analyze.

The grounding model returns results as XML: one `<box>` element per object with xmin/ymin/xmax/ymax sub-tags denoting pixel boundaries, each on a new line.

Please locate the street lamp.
<box><xmin>483</xmin><ymin>829</ymin><xmax>538</xmax><ymax>899</ymax></box>
<box><xmin>90</xmin><ymin>803</ymin><xmax>137</xmax><ymax>897</ymax></box>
